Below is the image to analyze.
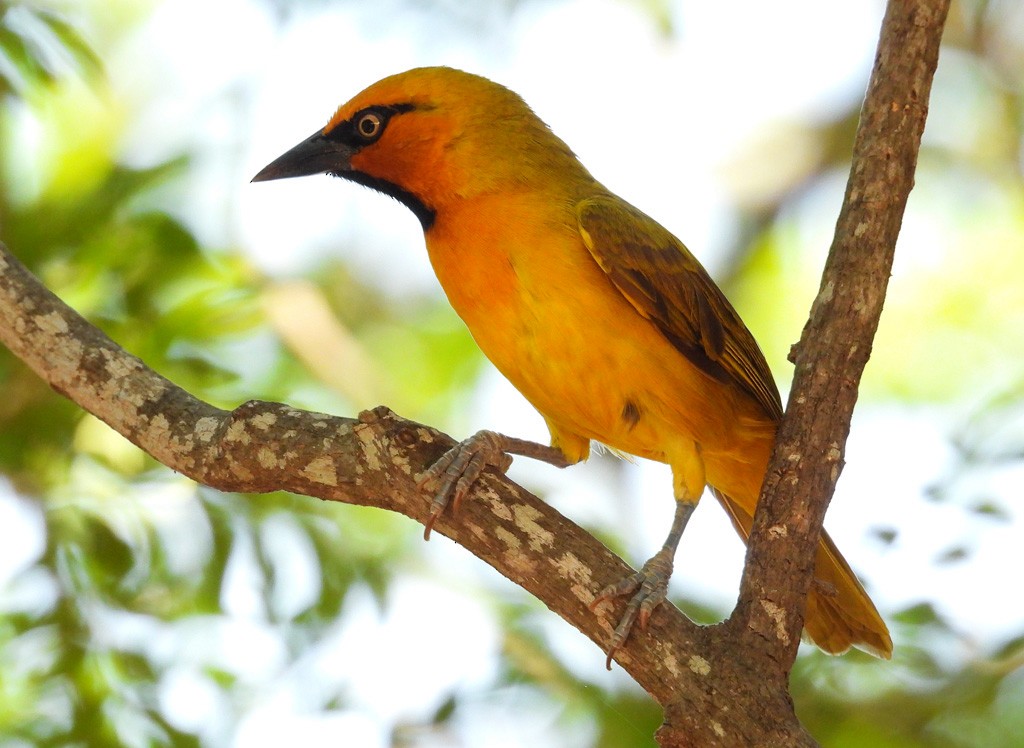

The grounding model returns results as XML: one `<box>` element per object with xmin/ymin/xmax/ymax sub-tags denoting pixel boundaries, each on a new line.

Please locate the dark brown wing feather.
<box><xmin>577</xmin><ymin>195</ymin><xmax>783</xmax><ymax>421</ymax></box>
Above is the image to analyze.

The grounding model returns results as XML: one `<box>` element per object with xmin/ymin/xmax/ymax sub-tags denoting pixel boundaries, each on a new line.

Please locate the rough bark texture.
<box><xmin>724</xmin><ymin>0</ymin><xmax>951</xmax><ymax>706</ymax></box>
<box><xmin>0</xmin><ymin>1</ymin><xmax>948</xmax><ymax>744</ymax></box>
<box><xmin>0</xmin><ymin>242</ymin><xmax>743</xmax><ymax>737</ymax></box>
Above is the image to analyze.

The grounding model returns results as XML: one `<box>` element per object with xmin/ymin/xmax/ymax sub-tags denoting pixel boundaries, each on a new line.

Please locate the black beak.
<box><xmin>251</xmin><ymin>129</ymin><xmax>355</xmax><ymax>182</ymax></box>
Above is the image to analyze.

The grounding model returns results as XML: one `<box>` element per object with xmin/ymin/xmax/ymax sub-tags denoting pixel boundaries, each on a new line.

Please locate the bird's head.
<box><xmin>252</xmin><ymin>66</ymin><xmax>584</xmax><ymax>230</ymax></box>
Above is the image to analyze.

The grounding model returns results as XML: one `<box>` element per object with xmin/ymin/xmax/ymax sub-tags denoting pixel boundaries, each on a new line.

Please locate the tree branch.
<box><xmin>727</xmin><ymin>0</ymin><xmax>950</xmax><ymax>678</ymax></box>
<box><xmin>0</xmin><ymin>239</ymin><xmax>772</xmax><ymax>741</ymax></box>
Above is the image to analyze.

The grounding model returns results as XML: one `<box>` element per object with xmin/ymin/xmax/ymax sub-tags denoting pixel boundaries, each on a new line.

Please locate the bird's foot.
<box><xmin>590</xmin><ymin>545</ymin><xmax>675</xmax><ymax>670</ymax></box>
<box><xmin>416</xmin><ymin>430</ymin><xmax>514</xmax><ymax>539</ymax></box>
<box><xmin>416</xmin><ymin>431</ymin><xmax>571</xmax><ymax>540</ymax></box>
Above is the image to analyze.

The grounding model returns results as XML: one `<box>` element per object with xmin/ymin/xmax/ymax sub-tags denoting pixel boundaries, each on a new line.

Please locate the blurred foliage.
<box><xmin>0</xmin><ymin>3</ymin><xmax>417</xmax><ymax>745</ymax></box>
<box><xmin>718</xmin><ymin>0</ymin><xmax>1024</xmax><ymax>406</ymax></box>
<box><xmin>0</xmin><ymin>0</ymin><xmax>1022</xmax><ymax>747</ymax></box>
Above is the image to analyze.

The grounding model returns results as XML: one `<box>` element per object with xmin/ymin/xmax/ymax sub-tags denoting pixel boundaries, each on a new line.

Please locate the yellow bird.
<box><xmin>253</xmin><ymin>66</ymin><xmax>892</xmax><ymax>664</ymax></box>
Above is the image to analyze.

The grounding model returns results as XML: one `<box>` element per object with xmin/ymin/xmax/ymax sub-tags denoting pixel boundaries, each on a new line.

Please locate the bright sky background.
<box><xmin>3</xmin><ymin>1</ymin><xmax>1023</xmax><ymax>745</ymax></box>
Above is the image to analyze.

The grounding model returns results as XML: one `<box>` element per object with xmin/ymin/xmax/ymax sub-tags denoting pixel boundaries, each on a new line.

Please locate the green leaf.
<box><xmin>0</xmin><ymin>26</ymin><xmax>54</xmax><ymax>91</ymax></box>
<box><xmin>36</xmin><ymin>11</ymin><xmax>103</xmax><ymax>79</ymax></box>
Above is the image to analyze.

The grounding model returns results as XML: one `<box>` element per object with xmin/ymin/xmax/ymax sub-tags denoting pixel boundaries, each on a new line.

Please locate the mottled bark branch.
<box><xmin>655</xmin><ymin>1</ymin><xmax>951</xmax><ymax>742</ymax></box>
<box><xmin>0</xmin><ymin>239</ymin><xmax>738</xmax><ymax>737</ymax></box>
<box><xmin>723</xmin><ymin>0</ymin><xmax>950</xmax><ymax>697</ymax></box>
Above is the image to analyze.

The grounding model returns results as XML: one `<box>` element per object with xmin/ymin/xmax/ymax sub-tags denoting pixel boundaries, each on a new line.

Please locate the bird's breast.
<box><xmin>423</xmin><ymin>192</ymin><xmax>763</xmax><ymax>464</ymax></box>
<box><xmin>425</xmin><ymin>193</ymin><xmax>611</xmax><ymax>389</ymax></box>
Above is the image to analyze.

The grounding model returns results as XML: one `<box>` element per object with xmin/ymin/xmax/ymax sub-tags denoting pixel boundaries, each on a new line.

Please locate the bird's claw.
<box><xmin>589</xmin><ymin>548</ymin><xmax>674</xmax><ymax>669</ymax></box>
<box><xmin>417</xmin><ymin>430</ymin><xmax>514</xmax><ymax>539</ymax></box>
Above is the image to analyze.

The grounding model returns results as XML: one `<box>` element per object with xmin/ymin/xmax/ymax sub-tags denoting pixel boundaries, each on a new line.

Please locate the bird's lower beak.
<box><xmin>251</xmin><ymin>129</ymin><xmax>354</xmax><ymax>182</ymax></box>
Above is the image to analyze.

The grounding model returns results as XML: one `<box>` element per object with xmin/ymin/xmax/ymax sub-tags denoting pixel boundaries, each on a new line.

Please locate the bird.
<box><xmin>252</xmin><ymin>66</ymin><xmax>892</xmax><ymax>666</ymax></box>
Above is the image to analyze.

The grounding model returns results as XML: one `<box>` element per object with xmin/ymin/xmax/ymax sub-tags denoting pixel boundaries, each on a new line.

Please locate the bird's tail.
<box><xmin>712</xmin><ymin>488</ymin><xmax>892</xmax><ymax>659</ymax></box>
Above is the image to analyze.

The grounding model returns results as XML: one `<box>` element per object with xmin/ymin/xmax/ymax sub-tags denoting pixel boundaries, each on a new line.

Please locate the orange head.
<box><xmin>252</xmin><ymin>67</ymin><xmax>590</xmax><ymax>229</ymax></box>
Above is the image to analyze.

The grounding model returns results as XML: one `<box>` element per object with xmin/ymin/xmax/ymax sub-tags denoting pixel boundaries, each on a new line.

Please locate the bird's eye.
<box><xmin>356</xmin><ymin>111</ymin><xmax>384</xmax><ymax>141</ymax></box>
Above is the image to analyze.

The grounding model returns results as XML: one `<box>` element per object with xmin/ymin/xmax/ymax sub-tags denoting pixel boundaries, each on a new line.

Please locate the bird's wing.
<box><xmin>576</xmin><ymin>195</ymin><xmax>782</xmax><ymax>421</ymax></box>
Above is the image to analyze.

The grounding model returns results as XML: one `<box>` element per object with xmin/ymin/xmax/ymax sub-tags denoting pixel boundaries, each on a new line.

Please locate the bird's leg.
<box><xmin>416</xmin><ymin>430</ymin><xmax>571</xmax><ymax>539</ymax></box>
<box><xmin>589</xmin><ymin>499</ymin><xmax>696</xmax><ymax>670</ymax></box>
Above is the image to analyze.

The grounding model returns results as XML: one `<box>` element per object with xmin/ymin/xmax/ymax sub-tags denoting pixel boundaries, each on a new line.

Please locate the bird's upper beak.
<box><xmin>251</xmin><ymin>129</ymin><xmax>354</xmax><ymax>182</ymax></box>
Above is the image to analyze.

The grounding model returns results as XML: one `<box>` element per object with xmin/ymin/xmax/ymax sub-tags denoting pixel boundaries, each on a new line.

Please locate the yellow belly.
<box><xmin>424</xmin><ymin>191</ymin><xmax>773</xmax><ymax>495</ymax></box>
